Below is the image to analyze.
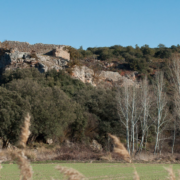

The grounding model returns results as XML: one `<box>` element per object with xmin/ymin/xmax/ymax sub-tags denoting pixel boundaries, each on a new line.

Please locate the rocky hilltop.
<box><xmin>0</xmin><ymin>48</ymin><xmax>69</xmax><ymax>73</ymax></box>
<box><xmin>0</xmin><ymin>41</ymin><xmax>137</xmax><ymax>87</ymax></box>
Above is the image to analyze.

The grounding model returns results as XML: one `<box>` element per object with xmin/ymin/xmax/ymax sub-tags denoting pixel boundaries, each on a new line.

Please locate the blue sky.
<box><xmin>0</xmin><ymin>0</ymin><xmax>180</xmax><ymax>49</ymax></box>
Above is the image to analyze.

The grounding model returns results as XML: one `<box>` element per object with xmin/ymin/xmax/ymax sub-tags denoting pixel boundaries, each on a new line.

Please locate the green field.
<box><xmin>0</xmin><ymin>163</ymin><xmax>180</xmax><ymax>180</ymax></box>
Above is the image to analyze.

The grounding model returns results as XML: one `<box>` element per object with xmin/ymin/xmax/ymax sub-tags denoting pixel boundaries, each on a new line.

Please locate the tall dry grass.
<box><xmin>0</xmin><ymin>113</ymin><xmax>33</xmax><ymax>180</ymax></box>
<box><xmin>56</xmin><ymin>165</ymin><xmax>86</xmax><ymax>180</ymax></box>
<box><xmin>164</xmin><ymin>166</ymin><xmax>176</xmax><ymax>180</ymax></box>
<box><xmin>108</xmin><ymin>133</ymin><xmax>131</xmax><ymax>163</ymax></box>
<box><xmin>133</xmin><ymin>166</ymin><xmax>140</xmax><ymax>180</ymax></box>
<box><xmin>100</xmin><ymin>152</ymin><xmax>113</xmax><ymax>161</ymax></box>
<box><xmin>19</xmin><ymin>113</ymin><xmax>31</xmax><ymax>149</ymax></box>
<box><xmin>6</xmin><ymin>149</ymin><xmax>33</xmax><ymax>180</ymax></box>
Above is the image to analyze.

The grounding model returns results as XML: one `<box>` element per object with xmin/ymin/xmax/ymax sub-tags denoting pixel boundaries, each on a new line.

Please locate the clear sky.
<box><xmin>0</xmin><ymin>0</ymin><xmax>180</xmax><ymax>49</ymax></box>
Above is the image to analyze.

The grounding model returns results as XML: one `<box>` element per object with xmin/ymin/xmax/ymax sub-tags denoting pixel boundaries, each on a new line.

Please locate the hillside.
<box><xmin>0</xmin><ymin>41</ymin><xmax>139</xmax><ymax>87</ymax></box>
<box><xmin>0</xmin><ymin>40</ymin><xmax>180</xmax><ymax>158</ymax></box>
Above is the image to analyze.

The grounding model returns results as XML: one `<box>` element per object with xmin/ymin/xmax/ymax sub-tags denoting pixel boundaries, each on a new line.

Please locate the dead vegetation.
<box><xmin>108</xmin><ymin>133</ymin><xmax>131</xmax><ymax>163</ymax></box>
<box><xmin>164</xmin><ymin>166</ymin><xmax>176</xmax><ymax>180</ymax></box>
<box><xmin>0</xmin><ymin>113</ymin><xmax>33</xmax><ymax>180</ymax></box>
<box><xmin>100</xmin><ymin>152</ymin><xmax>113</xmax><ymax>161</ymax></box>
<box><xmin>56</xmin><ymin>165</ymin><xmax>86</xmax><ymax>180</ymax></box>
<box><xmin>18</xmin><ymin>113</ymin><xmax>31</xmax><ymax>149</ymax></box>
<box><xmin>6</xmin><ymin>149</ymin><xmax>33</xmax><ymax>180</ymax></box>
<box><xmin>133</xmin><ymin>167</ymin><xmax>140</xmax><ymax>180</ymax></box>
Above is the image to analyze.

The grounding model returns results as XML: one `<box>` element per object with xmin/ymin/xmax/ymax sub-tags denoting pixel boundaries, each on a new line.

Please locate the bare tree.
<box><xmin>153</xmin><ymin>71</ymin><xmax>168</xmax><ymax>154</ymax></box>
<box><xmin>129</xmin><ymin>85</ymin><xmax>140</xmax><ymax>153</ymax></box>
<box><xmin>138</xmin><ymin>76</ymin><xmax>152</xmax><ymax>153</ymax></box>
<box><xmin>169</xmin><ymin>55</ymin><xmax>180</xmax><ymax>154</ymax></box>
<box><xmin>117</xmin><ymin>85</ymin><xmax>130</xmax><ymax>153</ymax></box>
<box><xmin>117</xmin><ymin>84</ymin><xmax>140</xmax><ymax>154</ymax></box>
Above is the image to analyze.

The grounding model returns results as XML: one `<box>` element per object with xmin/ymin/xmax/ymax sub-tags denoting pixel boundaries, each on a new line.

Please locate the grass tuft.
<box><xmin>100</xmin><ymin>152</ymin><xmax>113</xmax><ymax>161</ymax></box>
<box><xmin>108</xmin><ymin>133</ymin><xmax>131</xmax><ymax>163</ymax></box>
<box><xmin>0</xmin><ymin>113</ymin><xmax>33</xmax><ymax>180</ymax></box>
<box><xmin>6</xmin><ymin>149</ymin><xmax>33</xmax><ymax>180</ymax></box>
<box><xmin>19</xmin><ymin>113</ymin><xmax>31</xmax><ymax>149</ymax></box>
<box><xmin>133</xmin><ymin>167</ymin><xmax>140</xmax><ymax>180</ymax></box>
<box><xmin>164</xmin><ymin>166</ymin><xmax>176</xmax><ymax>180</ymax></box>
<box><xmin>56</xmin><ymin>165</ymin><xmax>87</xmax><ymax>180</ymax></box>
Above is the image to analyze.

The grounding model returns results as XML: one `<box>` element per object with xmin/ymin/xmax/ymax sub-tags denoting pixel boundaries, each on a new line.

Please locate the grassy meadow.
<box><xmin>0</xmin><ymin>162</ymin><xmax>180</xmax><ymax>180</ymax></box>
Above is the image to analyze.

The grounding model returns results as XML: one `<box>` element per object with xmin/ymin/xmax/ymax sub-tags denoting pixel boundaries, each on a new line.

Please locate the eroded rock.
<box><xmin>72</xmin><ymin>65</ymin><xmax>138</xmax><ymax>87</ymax></box>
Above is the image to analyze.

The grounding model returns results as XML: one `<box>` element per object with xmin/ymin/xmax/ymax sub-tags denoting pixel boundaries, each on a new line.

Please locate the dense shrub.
<box><xmin>0</xmin><ymin>87</ymin><xmax>30</xmax><ymax>148</ymax></box>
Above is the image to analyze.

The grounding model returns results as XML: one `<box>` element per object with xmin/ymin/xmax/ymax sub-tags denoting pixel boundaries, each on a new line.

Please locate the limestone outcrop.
<box><xmin>0</xmin><ymin>50</ymin><xmax>69</xmax><ymax>73</ymax></box>
<box><xmin>72</xmin><ymin>65</ymin><xmax>137</xmax><ymax>87</ymax></box>
<box><xmin>71</xmin><ymin>66</ymin><xmax>94</xmax><ymax>84</ymax></box>
<box><xmin>0</xmin><ymin>41</ymin><xmax>138</xmax><ymax>88</ymax></box>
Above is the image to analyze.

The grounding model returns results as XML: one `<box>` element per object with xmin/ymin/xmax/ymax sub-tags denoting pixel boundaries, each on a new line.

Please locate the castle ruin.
<box><xmin>0</xmin><ymin>41</ymin><xmax>70</xmax><ymax>60</ymax></box>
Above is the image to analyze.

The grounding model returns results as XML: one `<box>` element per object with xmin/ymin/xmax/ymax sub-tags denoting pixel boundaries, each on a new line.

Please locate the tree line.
<box><xmin>67</xmin><ymin>44</ymin><xmax>180</xmax><ymax>73</ymax></box>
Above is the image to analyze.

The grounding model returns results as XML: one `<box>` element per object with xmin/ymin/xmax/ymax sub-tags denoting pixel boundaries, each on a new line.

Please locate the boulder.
<box><xmin>90</xmin><ymin>140</ymin><xmax>102</xmax><ymax>152</ymax></box>
<box><xmin>46</xmin><ymin>138</ymin><xmax>53</xmax><ymax>145</ymax></box>
<box><xmin>38</xmin><ymin>63</ymin><xmax>48</xmax><ymax>73</ymax></box>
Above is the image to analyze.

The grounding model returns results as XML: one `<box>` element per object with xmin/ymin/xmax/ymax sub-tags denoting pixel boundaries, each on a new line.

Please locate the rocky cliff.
<box><xmin>0</xmin><ymin>49</ymin><xmax>69</xmax><ymax>73</ymax></box>
<box><xmin>0</xmin><ymin>41</ymin><xmax>137</xmax><ymax>87</ymax></box>
<box><xmin>72</xmin><ymin>65</ymin><xmax>137</xmax><ymax>87</ymax></box>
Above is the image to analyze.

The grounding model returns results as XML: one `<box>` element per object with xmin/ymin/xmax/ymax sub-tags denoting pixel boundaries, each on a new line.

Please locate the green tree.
<box><xmin>0</xmin><ymin>87</ymin><xmax>30</xmax><ymax>148</ymax></box>
<box><xmin>141</xmin><ymin>44</ymin><xmax>155</xmax><ymax>56</ymax></box>
<box><xmin>157</xmin><ymin>43</ymin><xmax>166</xmax><ymax>48</ymax></box>
<box><xmin>6</xmin><ymin>80</ymin><xmax>77</xmax><ymax>142</ymax></box>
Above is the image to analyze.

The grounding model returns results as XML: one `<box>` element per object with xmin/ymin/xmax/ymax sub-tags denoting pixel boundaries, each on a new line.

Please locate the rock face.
<box><xmin>98</xmin><ymin>71</ymin><xmax>122</xmax><ymax>82</ymax></box>
<box><xmin>0</xmin><ymin>41</ymin><xmax>138</xmax><ymax>88</ymax></box>
<box><xmin>72</xmin><ymin>65</ymin><xmax>137</xmax><ymax>87</ymax></box>
<box><xmin>71</xmin><ymin>66</ymin><xmax>94</xmax><ymax>84</ymax></box>
<box><xmin>0</xmin><ymin>50</ymin><xmax>69</xmax><ymax>73</ymax></box>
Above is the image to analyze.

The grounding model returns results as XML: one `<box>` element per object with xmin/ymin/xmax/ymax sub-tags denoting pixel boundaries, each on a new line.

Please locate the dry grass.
<box><xmin>19</xmin><ymin>113</ymin><xmax>31</xmax><ymax>149</ymax></box>
<box><xmin>35</xmin><ymin>145</ymin><xmax>61</xmax><ymax>161</ymax></box>
<box><xmin>24</xmin><ymin>149</ymin><xmax>37</xmax><ymax>161</ymax></box>
<box><xmin>134</xmin><ymin>152</ymin><xmax>154</xmax><ymax>162</ymax></box>
<box><xmin>56</xmin><ymin>165</ymin><xmax>86</xmax><ymax>180</ymax></box>
<box><xmin>6</xmin><ymin>149</ymin><xmax>33</xmax><ymax>180</ymax></box>
<box><xmin>108</xmin><ymin>133</ymin><xmax>131</xmax><ymax>163</ymax></box>
<box><xmin>164</xmin><ymin>166</ymin><xmax>176</xmax><ymax>180</ymax></box>
<box><xmin>0</xmin><ymin>113</ymin><xmax>33</xmax><ymax>180</ymax></box>
<box><xmin>133</xmin><ymin>166</ymin><xmax>140</xmax><ymax>180</ymax></box>
<box><xmin>100</xmin><ymin>152</ymin><xmax>113</xmax><ymax>161</ymax></box>
<box><xmin>0</xmin><ymin>163</ymin><xmax>2</xmax><ymax>171</ymax></box>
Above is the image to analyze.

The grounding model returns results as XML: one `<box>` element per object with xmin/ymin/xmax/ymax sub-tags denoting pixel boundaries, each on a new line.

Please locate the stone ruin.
<box><xmin>0</xmin><ymin>41</ymin><xmax>70</xmax><ymax>58</ymax></box>
<box><xmin>52</xmin><ymin>47</ymin><xmax>70</xmax><ymax>60</ymax></box>
<box><xmin>0</xmin><ymin>41</ymin><xmax>138</xmax><ymax>88</ymax></box>
<box><xmin>0</xmin><ymin>41</ymin><xmax>70</xmax><ymax>73</ymax></box>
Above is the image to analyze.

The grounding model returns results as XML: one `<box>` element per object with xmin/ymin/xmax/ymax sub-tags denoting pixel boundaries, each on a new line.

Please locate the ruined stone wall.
<box><xmin>0</xmin><ymin>41</ymin><xmax>67</xmax><ymax>55</ymax></box>
<box><xmin>60</xmin><ymin>50</ymin><xmax>70</xmax><ymax>60</ymax></box>
<box><xmin>54</xmin><ymin>49</ymin><xmax>70</xmax><ymax>60</ymax></box>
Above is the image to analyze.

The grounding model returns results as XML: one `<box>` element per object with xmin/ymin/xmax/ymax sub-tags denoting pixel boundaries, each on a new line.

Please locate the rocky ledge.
<box><xmin>0</xmin><ymin>49</ymin><xmax>69</xmax><ymax>73</ymax></box>
<box><xmin>0</xmin><ymin>47</ymin><xmax>138</xmax><ymax>87</ymax></box>
<box><xmin>72</xmin><ymin>65</ymin><xmax>137</xmax><ymax>87</ymax></box>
